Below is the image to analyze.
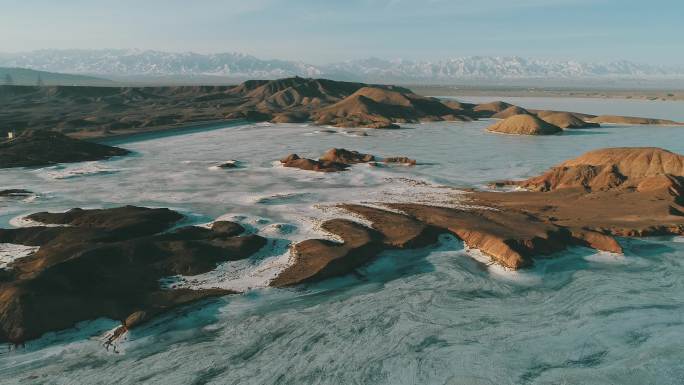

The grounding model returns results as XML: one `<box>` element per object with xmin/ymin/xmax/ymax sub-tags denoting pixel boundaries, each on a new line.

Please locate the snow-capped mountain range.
<box><xmin>1</xmin><ymin>49</ymin><xmax>682</xmax><ymax>82</ymax></box>
<box><xmin>326</xmin><ymin>57</ymin><xmax>684</xmax><ymax>81</ymax></box>
<box><xmin>0</xmin><ymin>50</ymin><xmax>322</xmax><ymax>79</ymax></box>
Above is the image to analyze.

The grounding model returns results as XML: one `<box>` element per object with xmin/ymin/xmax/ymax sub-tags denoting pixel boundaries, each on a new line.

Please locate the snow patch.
<box><xmin>9</xmin><ymin>214</ymin><xmax>70</xmax><ymax>228</ymax></box>
<box><xmin>584</xmin><ymin>251</ymin><xmax>628</xmax><ymax>264</ymax></box>
<box><xmin>0</xmin><ymin>243</ymin><xmax>40</xmax><ymax>269</ymax></box>
<box><xmin>161</xmin><ymin>239</ymin><xmax>292</xmax><ymax>292</ymax></box>
<box><xmin>36</xmin><ymin>162</ymin><xmax>122</xmax><ymax>180</ymax></box>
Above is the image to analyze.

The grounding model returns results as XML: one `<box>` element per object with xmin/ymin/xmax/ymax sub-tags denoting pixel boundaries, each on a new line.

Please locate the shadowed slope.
<box><xmin>0</xmin><ymin>206</ymin><xmax>266</xmax><ymax>344</ymax></box>
<box><xmin>0</xmin><ymin>130</ymin><xmax>130</xmax><ymax>168</ymax></box>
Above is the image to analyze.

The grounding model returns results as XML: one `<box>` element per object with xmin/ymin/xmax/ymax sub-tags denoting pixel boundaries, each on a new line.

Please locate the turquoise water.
<box><xmin>1</xmin><ymin>108</ymin><xmax>684</xmax><ymax>384</ymax></box>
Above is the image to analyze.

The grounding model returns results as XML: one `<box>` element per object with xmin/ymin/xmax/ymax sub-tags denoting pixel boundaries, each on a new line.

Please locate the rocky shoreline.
<box><xmin>2</xmin><ymin>146</ymin><xmax>683</xmax><ymax>345</ymax></box>
<box><xmin>0</xmin><ymin>206</ymin><xmax>265</xmax><ymax>344</ymax></box>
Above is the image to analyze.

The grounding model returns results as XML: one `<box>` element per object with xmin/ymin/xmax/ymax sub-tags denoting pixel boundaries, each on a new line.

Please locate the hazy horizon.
<box><xmin>1</xmin><ymin>0</ymin><xmax>683</xmax><ymax>66</ymax></box>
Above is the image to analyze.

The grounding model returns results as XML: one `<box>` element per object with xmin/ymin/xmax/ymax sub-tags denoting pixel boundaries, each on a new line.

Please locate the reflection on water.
<box><xmin>1</xmin><ymin>116</ymin><xmax>684</xmax><ymax>384</ymax></box>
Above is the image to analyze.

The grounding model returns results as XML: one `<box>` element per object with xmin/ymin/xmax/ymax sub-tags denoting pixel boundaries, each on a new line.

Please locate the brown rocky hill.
<box><xmin>240</xmin><ymin>77</ymin><xmax>371</xmax><ymax>110</ymax></box>
<box><xmin>487</xmin><ymin>114</ymin><xmax>563</xmax><ymax>135</ymax></box>
<box><xmin>503</xmin><ymin>147</ymin><xmax>684</xmax><ymax>192</ymax></box>
<box><xmin>312</xmin><ymin>87</ymin><xmax>469</xmax><ymax>128</ymax></box>
<box><xmin>492</xmin><ymin>105</ymin><xmax>530</xmax><ymax>119</ymax></box>
<box><xmin>480</xmin><ymin>147</ymin><xmax>684</xmax><ymax>239</ymax></box>
<box><xmin>537</xmin><ymin>111</ymin><xmax>599</xmax><ymax>129</ymax></box>
<box><xmin>472</xmin><ymin>101</ymin><xmax>513</xmax><ymax>114</ymax></box>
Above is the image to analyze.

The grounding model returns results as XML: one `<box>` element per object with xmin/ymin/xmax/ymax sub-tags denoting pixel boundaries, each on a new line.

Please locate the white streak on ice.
<box><xmin>0</xmin><ymin>243</ymin><xmax>39</xmax><ymax>269</ymax></box>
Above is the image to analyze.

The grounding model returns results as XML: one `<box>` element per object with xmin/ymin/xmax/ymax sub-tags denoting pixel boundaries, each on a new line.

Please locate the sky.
<box><xmin>1</xmin><ymin>0</ymin><xmax>683</xmax><ymax>65</ymax></box>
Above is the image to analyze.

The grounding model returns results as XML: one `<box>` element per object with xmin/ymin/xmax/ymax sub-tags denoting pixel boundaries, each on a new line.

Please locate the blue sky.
<box><xmin>1</xmin><ymin>0</ymin><xmax>682</xmax><ymax>65</ymax></box>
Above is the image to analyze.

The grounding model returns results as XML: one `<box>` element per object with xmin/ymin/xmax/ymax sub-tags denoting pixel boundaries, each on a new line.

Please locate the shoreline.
<box><xmin>410</xmin><ymin>85</ymin><xmax>684</xmax><ymax>101</ymax></box>
<box><xmin>81</xmin><ymin>119</ymin><xmax>248</xmax><ymax>145</ymax></box>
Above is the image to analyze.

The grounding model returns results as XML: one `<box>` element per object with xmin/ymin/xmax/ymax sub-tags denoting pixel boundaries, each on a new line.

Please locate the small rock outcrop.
<box><xmin>280</xmin><ymin>153</ymin><xmax>350</xmax><ymax>172</ymax></box>
<box><xmin>318</xmin><ymin>148</ymin><xmax>375</xmax><ymax>164</ymax></box>
<box><xmin>280</xmin><ymin>148</ymin><xmax>417</xmax><ymax>172</ymax></box>
<box><xmin>382</xmin><ymin>156</ymin><xmax>417</xmax><ymax>165</ymax></box>
<box><xmin>0</xmin><ymin>189</ymin><xmax>32</xmax><ymax>197</ymax></box>
<box><xmin>215</xmin><ymin>160</ymin><xmax>240</xmax><ymax>169</ymax></box>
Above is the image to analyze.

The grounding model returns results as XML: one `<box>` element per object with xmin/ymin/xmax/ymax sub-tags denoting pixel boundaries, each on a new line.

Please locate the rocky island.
<box><xmin>281</xmin><ymin>148</ymin><xmax>416</xmax><ymax>172</ymax></box>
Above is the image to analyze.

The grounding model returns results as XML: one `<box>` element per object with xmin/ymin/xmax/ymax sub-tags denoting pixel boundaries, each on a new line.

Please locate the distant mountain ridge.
<box><xmin>0</xmin><ymin>50</ymin><xmax>322</xmax><ymax>79</ymax></box>
<box><xmin>326</xmin><ymin>57</ymin><xmax>684</xmax><ymax>82</ymax></box>
<box><xmin>1</xmin><ymin>49</ymin><xmax>683</xmax><ymax>82</ymax></box>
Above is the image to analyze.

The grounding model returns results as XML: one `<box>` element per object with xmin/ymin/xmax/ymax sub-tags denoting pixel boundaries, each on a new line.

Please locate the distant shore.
<box><xmin>75</xmin><ymin>119</ymin><xmax>246</xmax><ymax>145</ymax></box>
<box><xmin>410</xmin><ymin>85</ymin><xmax>684</xmax><ymax>101</ymax></box>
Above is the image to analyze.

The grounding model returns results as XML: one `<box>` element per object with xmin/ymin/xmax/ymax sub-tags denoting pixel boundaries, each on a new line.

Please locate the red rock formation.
<box><xmin>504</xmin><ymin>147</ymin><xmax>684</xmax><ymax>191</ymax></box>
